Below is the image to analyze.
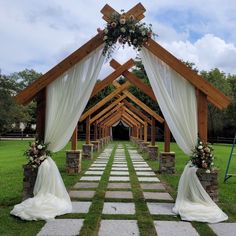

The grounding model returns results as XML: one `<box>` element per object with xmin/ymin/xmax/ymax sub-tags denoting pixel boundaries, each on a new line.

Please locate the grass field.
<box><xmin>0</xmin><ymin>140</ymin><xmax>235</xmax><ymax>236</ymax></box>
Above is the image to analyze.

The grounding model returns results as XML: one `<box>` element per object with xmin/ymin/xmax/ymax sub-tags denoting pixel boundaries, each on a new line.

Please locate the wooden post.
<box><xmin>36</xmin><ymin>88</ymin><xmax>46</xmax><ymax>142</ymax></box>
<box><xmin>144</xmin><ymin>121</ymin><xmax>148</xmax><ymax>142</ymax></box>
<box><xmin>140</xmin><ymin>125</ymin><xmax>143</xmax><ymax>140</ymax></box>
<box><xmin>197</xmin><ymin>90</ymin><xmax>208</xmax><ymax>142</ymax></box>
<box><xmin>151</xmin><ymin>117</ymin><xmax>155</xmax><ymax>146</ymax></box>
<box><xmin>71</xmin><ymin>125</ymin><xmax>78</xmax><ymax>150</ymax></box>
<box><xmin>86</xmin><ymin>116</ymin><xmax>90</xmax><ymax>144</ymax></box>
<box><xmin>94</xmin><ymin>122</ymin><xmax>98</xmax><ymax>140</ymax></box>
<box><xmin>164</xmin><ymin>122</ymin><xmax>170</xmax><ymax>152</ymax></box>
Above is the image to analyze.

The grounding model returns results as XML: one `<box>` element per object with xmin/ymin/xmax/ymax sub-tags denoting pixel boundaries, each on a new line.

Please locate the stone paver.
<box><xmin>102</xmin><ymin>202</ymin><xmax>135</xmax><ymax>214</ymax></box>
<box><xmin>209</xmin><ymin>223</ymin><xmax>236</xmax><ymax>236</ymax></box>
<box><xmin>112</xmin><ymin>164</ymin><xmax>128</xmax><ymax>167</ymax></box>
<box><xmin>110</xmin><ymin>171</ymin><xmax>129</xmax><ymax>176</ymax></box>
<box><xmin>105</xmin><ymin>191</ymin><xmax>133</xmax><ymax>199</ymax></box>
<box><xmin>135</xmin><ymin>171</ymin><xmax>156</xmax><ymax>176</ymax></box>
<box><xmin>37</xmin><ymin>219</ymin><xmax>84</xmax><ymax>236</ymax></box>
<box><xmin>73</xmin><ymin>182</ymin><xmax>99</xmax><ymax>189</ymax></box>
<box><xmin>143</xmin><ymin>192</ymin><xmax>173</xmax><ymax>201</ymax></box>
<box><xmin>80</xmin><ymin>176</ymin><xmax>101</xmax><ymax>181</ymax></box>
<box><xmin>98</xmin><ymin>220</ymin><xmax>139</xmax><ymax>236</ymax></box>
<box><xmin>107</xmin><ymin>183</ymin><xmax>131</xmax><ymax>189</ymax></box>
<box><xmin>91</xmin><ymin>164</ymin><xmax>107</xmax><ymax>167</ymax></box>
<box><xmin>138</xmin><ymin>177</ymin><xmax>160</xmax><ymax>182</ymax></box>
<box><xmin>109</xmin><ymin>176</ymin><xmax>130</xmax><ymax>182</ymax></box>
<box><xmin>85</xmin><ymin>171</ymin><xmax>103</xmax><ymax>175</ymax></box>
<box><xmin>72</xmin><ymin>201</ymin><xmax>92</xmax><ymax>213</ymax></box>
<box><xmin>69</xmin><ymin>190</ymin><xmax>95</xmax><ymax>199</ymax></box>
<box><xmin>89</xmin><ymin>167</ymin><xmax>105</xmax><ymax>170</ymax></box>
<box><xmin>112</xmin><ymin>167</ymin><xmax>129</xmax><ymax>171</ymax></box>
<box><xmin>134</xmin><ymin>167</ymin><xmax>152</xmax><ymax>171</ymax></box>
<box><xmin>154</xmin><ymin>221</ymin><xmax>199</xmax><ymax>236</ymax></box>
<box><xmin>147</xmin><ymin>202</ymin><xmax>175</xmax><ymax>215</ymax></box>
<box><xmin>140</xmin><ymin>183</ymin><xmax>165</xmax><ymax>190</ymax></box>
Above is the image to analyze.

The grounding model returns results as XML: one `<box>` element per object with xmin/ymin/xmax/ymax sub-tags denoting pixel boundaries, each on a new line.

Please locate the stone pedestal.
<box><xmin>159</xmin><ymin>152</ymin><xmax>175</xmax><ymax>174</ymax></box>
<box><xmin>148</xmin><ymin>146</ymin><xmax>159</xmax><ymax>160</ymax></box>
<box><xmin>91</xmin><ymin>141</ymin><xmax>100</xmax><ymax>152</ymax></box>
<box><xmin>141</xmin><ymin>142</ymin><xmax>150</xmax><ymax>152</ymax></box>
<box><xmin>22</xmin><ymin>165</ymin><xmax>38</xmax><ymax>200</ymax></box>
<box><xmin>196</xmin><ymin>169</ymin><xmax>218</xmax><ymax>202</ymax></box>
<box><xmin>82</xmin><ymin>144</ymin><xmax>93</xmax><ymax>160</ymax></box>
<box><xmin>66</xmin><ymin>150</ymin><xmax>81</xmax><ymax>174</ymax></box>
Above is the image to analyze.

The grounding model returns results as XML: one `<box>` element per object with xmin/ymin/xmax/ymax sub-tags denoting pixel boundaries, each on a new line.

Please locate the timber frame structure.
<box><xmin>15</xmin><ymin>3</ymin><xmax>230</xmax><ymax>152</ymax></box>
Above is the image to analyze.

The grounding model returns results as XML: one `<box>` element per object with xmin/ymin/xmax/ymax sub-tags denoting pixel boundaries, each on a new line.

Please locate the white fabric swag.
<box><xmin>140</xmin><ymin>47</ymin><xmax>227</xmax><ymax>223</ymax></box>
<box><xmin>11</xmin><ymin>45</ymin><xmax>105</xmax><ymax>221</ymax></box>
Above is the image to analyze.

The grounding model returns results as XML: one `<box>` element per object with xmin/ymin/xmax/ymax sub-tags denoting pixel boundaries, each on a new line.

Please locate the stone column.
<box><xmin>159</xmin><ymin>152</ymin><xmax>175</xmax><ymax>174</ymax></box>
<box><xmin>91</xmin><ymin>141</ymin><xmax>100</xmax><ymax>152</ymax></box>
<box><xmin>82</xmin><ymin>144</ymin><xmax>93</xmax><ymax>160</ymax></box>
<box><xmin>66</xmin><ymin>150</ymin><xmax>82</xmax><ymax>174</ymax></box>
<box><xmin>22</xmin><ymin>165</ymin><xmax>38</xmax><ymax>200</ymax></box>
<box><xmin>147</xmin><ymin>145</ymin><xmax>159</xmax><ymax>160</ymax></box>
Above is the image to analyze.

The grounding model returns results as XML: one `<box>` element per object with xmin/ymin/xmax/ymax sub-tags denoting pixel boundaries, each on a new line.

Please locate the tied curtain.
<box><xmin>140</xmin><ymin>47</ymin><xmax>227</xmax><ymax>223</ymax></box>
<box><xmin>11</xmin><ymin>45</ymin><xmax>105</xmax><ymax>221</ymax></box>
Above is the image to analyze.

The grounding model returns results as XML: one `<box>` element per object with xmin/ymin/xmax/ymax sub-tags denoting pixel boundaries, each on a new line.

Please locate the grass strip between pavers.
<box><xmin>79</xmin><ymin>144</ymin><xmax>117</xmax><ymax>236</ymax></box>
<box><xmin>124</xmin><ymin>143</ymin><xmax>157</xmax><ymax>236</ymax></box>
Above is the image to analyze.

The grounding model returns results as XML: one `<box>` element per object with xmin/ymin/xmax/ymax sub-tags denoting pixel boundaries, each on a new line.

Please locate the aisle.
<box><xmin>37</xmin><ymin>143</ymin><xmax>200</xmax><ymax>236</ymax></box>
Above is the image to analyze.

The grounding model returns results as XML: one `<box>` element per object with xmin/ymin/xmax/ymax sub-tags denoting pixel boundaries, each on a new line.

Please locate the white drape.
<box><xmin>140</xmin><ymin>47</ymin><xmax>227</xmax><ymax>223</ymax></box>
<box><xmin>140</xmin><ymin>47</ymin><xmax>197</xmax><ymax>156</ymax></box>
<box><xmin>11</xmin><ymin>45</ymin><xmax>105</xmax><ymax>221</ymax></box>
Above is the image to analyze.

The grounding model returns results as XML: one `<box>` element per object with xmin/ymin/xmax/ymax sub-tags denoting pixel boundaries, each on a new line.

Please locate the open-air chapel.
<box><xmin>10</xmin><ymin>3</ymin><xmax>233</xmax><ymax>236</ymax></box>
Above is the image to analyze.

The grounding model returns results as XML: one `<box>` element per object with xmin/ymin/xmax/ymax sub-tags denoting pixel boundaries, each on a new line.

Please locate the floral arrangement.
<box><xmin>24</xmin><ymin>140</ymin><xmax>51</xmax><ymax>168</ymax></box>
<box><xmin>191</xmin><ymin>139</ymin><xmax>214</xmax><ymax>173</ymax></box>
<box><xmin>97</xmin><ymin>10</ymin><xmax>155</xmax><ymax>58</ymax></box>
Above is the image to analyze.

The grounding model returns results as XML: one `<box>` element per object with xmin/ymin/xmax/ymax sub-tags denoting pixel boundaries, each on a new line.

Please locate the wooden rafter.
<box><xmin>122</xmin><ymin>111</ymin><xmax>141</xmax><ymax>127</ymax></box>
<box><xmin>123</xmin><ymin>106</ymin><xmax>145</xmax><ymax>125</ymax></box>
<box><xmin>100</xmin><ymin>109</ymin><xmax>122</xmax><ymax>126</ymax></box>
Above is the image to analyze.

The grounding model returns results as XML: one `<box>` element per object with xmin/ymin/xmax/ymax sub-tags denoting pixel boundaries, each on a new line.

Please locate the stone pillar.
<box><xmin>159</xmin><ymin>152</ymin><xmax>175</xmax><ymax>174</ymax></box>
<box><xmin>66</xmin><ymin>150</ymin><xmax>82</xmax><ymax>174</ymax></box>
<box><xmin>196</xmin><ymin>169</ymin><xmax>218</xmax><ymax>202</ymax></box>
<box><xmin>82</xmin><ymin>144</ymin><xmax>93</xmax><ymax>160</ymax></box>
<box><xmin>22</xmin><ymin>165</ymin><xmax>38</xmax><ymax>200</ymax></box>
<box><xmin>142</xmin><ymin>142</ymin><xmax>150</xmax><ymax>152</ymax></box>
<box><xmin>148</xmin><ymin>146</ymin><xmax>159</xmax><ymax>160</ymax></box>
<box><xmin>91</xmin><ymin>141</ymin><xmax>100</xmax><ymax>152</ymax></box>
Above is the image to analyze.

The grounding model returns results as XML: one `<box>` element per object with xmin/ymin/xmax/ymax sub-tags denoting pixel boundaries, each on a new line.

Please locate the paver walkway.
<box><xmin>37</xmin><ymin>142</ymin><xmax>233</xmax><ymax>236</ymax></box>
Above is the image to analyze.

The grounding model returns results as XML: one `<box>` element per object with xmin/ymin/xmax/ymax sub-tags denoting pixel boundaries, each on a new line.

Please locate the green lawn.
<box><xmin>0</xmin><ymin>140</ymin><xmax>235</xmax><ymax>236</ymax></box>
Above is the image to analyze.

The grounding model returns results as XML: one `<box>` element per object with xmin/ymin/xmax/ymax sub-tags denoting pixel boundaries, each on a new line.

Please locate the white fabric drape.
<box><xmin>11</xmin><ymin>45</ymin><xmax>105</xmax><ymax>221</ymax></box>
<box><xmin>140</xmin><ymin>47</ymin><xmax>198</xmax><ymax>155</ymax></box>
<box><xmin>140</xmin><ymin>47</ymin><xmax>227</xmax><ymax>223</ymax></box>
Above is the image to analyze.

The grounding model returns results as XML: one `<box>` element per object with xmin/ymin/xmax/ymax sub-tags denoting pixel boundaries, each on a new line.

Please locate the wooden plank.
<box><xmin>80</xmin><ymin>82</ymin><xmax>129</xmax><ymax>122</ymax></box>
<box><xmin>110</xmin><ymin>59</ymin><xmax>157</xmax><ymax>102</ymax></box>
<box><xmin>197</xmin><ymin>90</ymin><xmax>208</xmax><ymax>142</ymax></box>
<box><xmin>145</xmin><ymin>38</ymin><xmax>230</xmax><ymax>109</ymax></box>
<box><xmin>100</xmin><ymin>4</ymin><xmax>119</xmax><ymax>22</ymax></box>
<box><xmin>164</xmin><ymin>122</ymin><xmax>170</xmax><ymax>152</ymax></box>
<box><xmin>91</xmin><ymin>59</ymin><xmax>134</xmax><ymax>97</ymax></box>
<box><xmin>123</xmin><ymin>99</ymin><xmax>152</xmax><ymax>125</ymax></box>
<box><xmin>123</xmin><ymin>106</ymin><xmax>145</xmax><ymax>125</ymax></box>
<box><xmin>71</xmin><ymin>125</ymin><xmax>78</xmax><ymax>150</ymax></box>
<box><xmin>16</xmin><ymin>33</ymin><xmax>104</xmax><ymax>105</ymax></box>
<box><xmin>151</xmin><ymin>117</ymin><xmax>155</xmax><ymax>146</ymax></box>
<box><xmin>90</xmin><ymin>95</ymin><xmax>126</xmax><ymax>124</ymax></box>
<box><xmin>36</xmin><ymin>88</ymin><xmax>46</xmax><ymax>142</ymax></box>
<box><xmin>86</xmin><ymin>116</ymin><xmax>90</xmax><ymax>144</ymax></box>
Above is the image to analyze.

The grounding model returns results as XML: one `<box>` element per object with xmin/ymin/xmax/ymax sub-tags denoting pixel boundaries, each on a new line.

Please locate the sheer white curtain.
<box><xmin>11</xmin><ymin>45</ymin><xmax>105</xmax><ymax>221</ymax></box>
<box><xmin>140</xmin><ymin>47</ymin><xmax>227</xmax><ymax>223</ymax></box>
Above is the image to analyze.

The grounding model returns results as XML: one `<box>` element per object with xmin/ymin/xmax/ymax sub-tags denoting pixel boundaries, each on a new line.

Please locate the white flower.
<box><xmin>103</xmin><ymin>36</ymin><xmax>108</xmax><ymax>41</ymax></box>
<box><xmin>39</xmin><ymin>155</ymin><xmax>46</xmax><ymax>161</ymax></box>
<box><xmin>206</xmin><ymin>169</ymin><xmax>211</xmax><ymax>173</ymax></box>
<box><xmin>211</xmin><ymin>162</ymin><xmax>214</xmax><ymax>166</ymax></box>
<box><xmin>141</xmin><ymin>31</ymin><xmax>146</xmax><ymax>36</ymax></box>
<box><xmin>120</xmin><ymin>18</ymin><xmax>126</xmax><ymax>25</ymax></box>
<box><xmin>198</xmin><ymin>145</ymin><xmax>203</xmax><ymax>149</ymax></box>
<box><xmin>199</xmin><ymin>141</ymin><xmax>203</xmax><ymax>145</ymax></box>
<box><xmin>29</xmin><ymin>156</ymin><xmax>34</xmax><ymax>161</ymax></box>
<box><xmin>104</xmin><ymin>28</ymin><xmax>108</xmax><ymax>34</ymax></box>
<box><xmin>120</xmin><ymin>27</ymin><xmax>126</xmax><ymax>33</ymax></box>
<box><xmin>37</xmin><ymin>144</ymin><xmax>43</xmax><ymax>150</ymax></box>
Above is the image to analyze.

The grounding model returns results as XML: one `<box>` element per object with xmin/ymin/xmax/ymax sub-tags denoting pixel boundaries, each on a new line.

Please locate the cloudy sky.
<box><xmin>1</xmin><ymin>0</ymin><xmax>236</xmax><ymax>77</ymax></box>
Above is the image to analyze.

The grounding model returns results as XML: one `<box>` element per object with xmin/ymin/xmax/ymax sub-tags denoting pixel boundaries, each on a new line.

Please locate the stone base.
<box><xmin>159</xmin><ymin>152</ymin><xmax>175</xmax><ymax>174</ymax></box>
<box><xmin>22</xmin><ymin>165</ymin><xmax>38</xmax><ymax>200</ymax></box>
<box><xmin>196</xmin><ymin>169</ymin><xmax>218</xmax><ymax>202</ymax></box>
<box><xmin>91</xmin><ymin>141</ymin><xmax>100</xmax><ymax>152</ymax></box>
<box><xmin>82</xmin><ymin>144</ymin><xmax>93</xmax><ymax>160</ymax></box>
<box><xmin>141</xmin><ymin>142</ymin><xmax>150</xmax><ymax>152</ymax></box>
<box><xmin>66</xmin><ymin>150</ymin><xmax>82</xmax><ymax>174</ymax></box>
<box><xmin>148</xmin><ymin>146</ymin><xmax>159</xmax><ymax>160</ymax></box>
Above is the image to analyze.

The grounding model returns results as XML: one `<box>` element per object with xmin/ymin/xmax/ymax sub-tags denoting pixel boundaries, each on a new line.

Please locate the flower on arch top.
<box><xmin>98</xmin><ymin>10</ymin><xmax>156</xmax><ymax>58</ymax></box>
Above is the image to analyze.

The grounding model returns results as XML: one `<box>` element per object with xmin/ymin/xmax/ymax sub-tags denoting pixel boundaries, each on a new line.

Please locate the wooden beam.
<box><xmin>16</xmin><ymin>33</ymin><xmax>104</xmax><ymax>105</ymax></box>
<box><xmin>110</xmin><ymin>59</ymin><xmax>156</xmax><ymax>101</ymax></box>
<box><xmin>164</xmin><ymin>122</ymin><xmax>170</xmax><ymax>152</ymax></box>
<box><xmin>144</xmin><ymin>121</ymin><xmax>148</xmax><ymax>142</ymax></box>
<box><xmin>123</xmin><ymin>106</ymin><xmax>145</xmax><ymax>125</ymax></box>
<box><xmin>91</xmin><ymin>59</ymin><xmax>134</xmax><ymax>97</ymax></box>
<box><xmin>197</xmin><ymin>90</ymin><xmax>208</xmax><ymax>142</ymax></box>
<box><xmin>122</xmin><ymin>112</ymin><xmax>140</xmax><ymax>127</ymax></box>
<box><xmin>86</xmin><ymin>116</ymin><xmax>91</xmax><ymax>144</ymax></box>
<box><xmin>145</xmin><ymin>38</ymin><xmax>230</xmax><ymax>109</ymax></box>
<box><xmin>151</xmin><ymin>117</ymin><xmax>155</xmax><ymax>146</ymax></box>
<box><xmin>140</xmin><ymin>125</ymin><xmax>143</xmax><ymax>140</ymax></box>
<box><xmin>80</xmin><ymin>82</ymin><xmax>129</xmax><ymax>122</ymax></box>
<box><xmin>36</xmin><ymin>88</ymin><xmax>46</xmax><ymax>142</ymax></box>
<box><xmin>100</xmin><ymin>110</ymin><xmax>122</xmax><ymax>126</ymax></box>
<box><xmin>121</xmin><ymin>117</ymin><xmax>133</xmax><ymax>128</ymax></box>
<box><xmin>71</xmin><ymin>125</ymin><xmax>78</xmax><ymax>150</ymax></box>
<box><xmin>90</xmin><ymin>95</ymin><xmax>126</xmax><ymax>124</ymax></box>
